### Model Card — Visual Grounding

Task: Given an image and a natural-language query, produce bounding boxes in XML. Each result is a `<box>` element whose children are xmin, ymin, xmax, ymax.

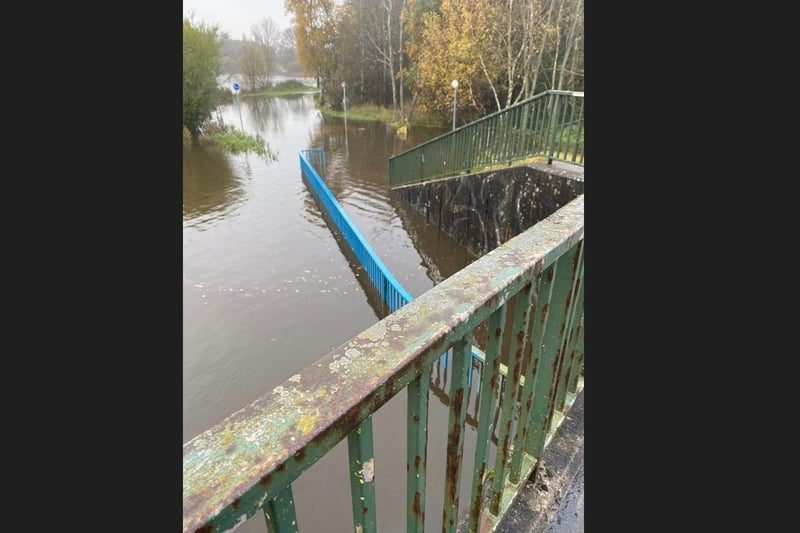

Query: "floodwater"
<box><xmin>184</xmin><ymin>87</ymin><xmax>491</xmax><ymax>532</ymax></box>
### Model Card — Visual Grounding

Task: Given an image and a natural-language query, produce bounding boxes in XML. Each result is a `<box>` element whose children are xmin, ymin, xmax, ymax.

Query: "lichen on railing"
<box><xmin>183</xmin><ymin>191</ymin><xmax>583</xmax><ymax>533</ymax></box>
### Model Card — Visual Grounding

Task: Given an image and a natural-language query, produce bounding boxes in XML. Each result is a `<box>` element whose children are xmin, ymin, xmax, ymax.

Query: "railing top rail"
<box><xmin>182</xmin><ymin>194</ymin><xmax>584</xmax><ymax>533</ymax></box>
<box><xmin>389</xmin><ymin>90</ymin><xmax>584</xmax><ymax>161</ymax></box>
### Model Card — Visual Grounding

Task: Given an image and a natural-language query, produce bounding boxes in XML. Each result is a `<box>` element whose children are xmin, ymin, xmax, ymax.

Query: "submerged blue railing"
<box><xmin>183</xmin><ymin>148</ymin><xmax>584</xmax><ymax>533</ymax></box>
<box><xmin>183</xmin><ymin>185</ymin><xmax>585</xmax><ymax>533</ymax></box>
<box><xmin>300</xmin><ymin>148</ymin><xmax>414</xmax><ymax>313</ymax></box>
<box><xmin>299</xmin><ymin>148</ymin><xmax>487</xmax><ymax>372</ymax></box>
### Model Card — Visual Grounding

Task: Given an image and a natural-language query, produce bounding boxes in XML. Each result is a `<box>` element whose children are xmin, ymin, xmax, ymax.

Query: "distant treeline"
<box><xmin>284</xmin><ymin>0</ymin><xmax>583</xmax><ymax>125</ymax></box>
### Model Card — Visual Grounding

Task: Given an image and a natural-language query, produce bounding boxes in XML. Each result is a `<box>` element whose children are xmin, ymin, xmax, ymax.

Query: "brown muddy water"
<box><xmin>184</xmin><ymin>90</ymin><xmax>495</xmax><ymax>532</ymax></box>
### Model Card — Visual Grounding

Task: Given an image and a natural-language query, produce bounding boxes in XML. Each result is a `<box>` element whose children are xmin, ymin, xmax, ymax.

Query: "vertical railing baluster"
<box><xmin>533</xmin><ymin>99</ymin><xmax>545</xmax><ymax>156</ymax></box>
<box><xmin>407</xmin><ymin>366</ymin><xmax>431</xmax><ymax>533</ymax></box>
<box><xmin>574</xmin><ymin>98</ymin><xmax>584</xmax><ymax>164</ymax></box>
<box><xmin>441</xmin><ymin>339</ymin><xmax>471</xmax><ymax>533</ymax></box>
<box><xmin>489</xmin><ymin>283</ymin><xmax>534</xmax><ymax>514</ymax></box>
<box><xmin>553</xmin><ymin>244</ymin><xmax>584</xmax><ymax>414</ymax></box>
<box><xmin>466</xmin><ymin>125</ymin><xmax>474</xmax><ymax>172</ymax></box>
<box><xmin>263</xmin><ymin>485</ymin><xmax>299</xmax><ymax>533</ymax></box>
<box><xmin>468</xmin><ymin>307</ymin><xmax>506</xmax><ymax>532</ymax></box>
<box><xmin>566</xmin><ymin>96</ymin><xmax>578</xmax><ymax>161</ymax></box>
<box><xmin>509</xmin><ymin>264</ymin><xmax>552</xmax><ymax>482</ymax></box>
<box><xmin>567</xmin><ymin>312</ymin><xmax>584</xmax><ymax>395</ymax></box>
<box><xmin>526</xmin><ymin>245</ymin><xmax>580</xmax><ymax>458</ymax></box>
<box><xmin>513</xmin><ymin>105</ymin><xmax>523</xmax><ymax>161</ymax></box>
<box><xmin>348</xmin><ymin>418</ymin><xmax>377</xmax><ymax>533</ymax></box>
<box><xmin>547</xmin><ymin>93</ymin><xmax>561</xmax><ymax>162</ymax></box>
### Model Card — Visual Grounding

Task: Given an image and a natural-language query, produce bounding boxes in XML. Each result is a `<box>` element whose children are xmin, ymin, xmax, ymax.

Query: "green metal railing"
<box><xmin>183</xmin><ymin>195</ymin><xmax>584</xmax><ymax>533</ymax></box>
<box><xmin>389</xmin><ymin>90</ymin><xmax>584</xmax><ymax>187</ymax></box>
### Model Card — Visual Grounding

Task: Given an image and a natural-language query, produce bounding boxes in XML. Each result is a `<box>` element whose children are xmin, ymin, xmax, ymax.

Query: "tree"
<box><xmin>351</xmin><ymin>0</ymin><xmax>405</xmax><ymax>117</ymax></box>
<box><xmin>284</xmin><ymin>0</ymin><xmax>338</xmax><ymax>103</ymax></box>
<box><xmin>183</xmin><ymin>17</ymin><xmax>223</xmax><ymax>140</ymax></box>
<box><xmin>238</xmin><ymin>42</ymin><xmax>269</xmax><ymax>91</ymax></box>
<box><xmin>276</xmin><ymin>28</ymin><xmax>301</xmax><ymax>74</ymax></box>
<box><xmin>252</xmin><ymin>19</ymin><xmax>279</xmax><ymax>81</ymax></box>
<box><xmin>411</xmin><ymin>0</ymin><xmax>484</xmax><ymax>120</ymax></box>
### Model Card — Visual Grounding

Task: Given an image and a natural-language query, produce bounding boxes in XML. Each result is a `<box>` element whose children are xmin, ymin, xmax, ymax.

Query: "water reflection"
<box><xmin>186</xmin><ymin>91</ymin><xmax>494</xmax><ymax>533</ymax></box>
<box><xmin>182</xmin><ymin>143</ymin><xmax>245</xmax><ymax>224</ymax></box>
<box><xmin>391</xmin><ymin>189</ymin><xmax>478</xmax><ymax>283</ymax></box>
<box><xmin>300</xmin><ymin>114</ymin><xmax>478</xmax><ymax>301</ymax></box>
<box><xmin>242</xmin><ymin>96</ymin><xmax>282</xmax><ymax>133</ymax></box>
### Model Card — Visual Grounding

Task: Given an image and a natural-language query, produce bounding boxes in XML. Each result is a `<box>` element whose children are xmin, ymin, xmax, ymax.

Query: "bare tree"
<box><xmin>251</xmin><ymin>18</ymin><xmax>279</xmax><ymax>86</ymax></box>
<box><xmin>520</xmin><ymin>0</ymin><xmax>556</xmax><ymax>99</ymax></box>
<box><xmin>353</xmin><ymin>0</ymin><xmax>404</xmax><ymax>116</ymax></box>
<box><xmin>556</xmin><ymin>0</ymin><xmax>582</xmax><ymax>90</ymax></box>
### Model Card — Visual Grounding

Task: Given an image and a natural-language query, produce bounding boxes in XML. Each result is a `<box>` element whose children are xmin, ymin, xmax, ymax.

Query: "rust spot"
<box><xmin>231</xmin><ymin>497</ymin><xmax>241</xmax><ymax>510</ymax></box>
<box><xmin>453</xmin><ymin>388</ymin><xmax>464</xmax><ymax>405</ymax></box>
<box><xmin>516</xmin><ymin>330</ymin><xmax>525</xmax><ymax>343</ymax></box>
<box><xmin>332</xmin><ymin>403</ymin><xmax>363</xmax><ymax>437</ymax></box>
<box><xmin>371</xmin><ymin>393</ymin><xmax>383</xmax><ymax>411</ymax></box>
<box><xmin>412</xmin><ymin>492</ymin><xmax>421</xmax><ymax>515</ymax></box>
<box><xmin>495</xmin><ymin>327</ymin><xmax>502</xmax><ymax>338</ymax></box>
<box><xmin>362</xmin><ymin>506</ymin><xmax>369</xmax><ymax>515</ymax></box>
<box><xmin>276</xmin><ymin>463</ymin><xmax>286</xmax><ymax>473</ymax></box>
<box><xmin>196</xmin><ymin>526</ymin><xmax>213</xmax><ymax>533</ymax></box>
<box><xmin>415</xmin><ymin>455</ymin><xmax>421</xmax><ymax>469</ymax></box>
<box><xmin>259</xmin><ymin>472</ymin><xmax>272</xmax><ymax>486</ymax></box>
<box><xmin>294</xmin><ymin>448</ymin><xmax>306</xmax><ymax>462</ymax></box>
<box><xmin>470</xmin><ymin>464</ymin><xmax>486</xmax><ymax>522</ymax></box>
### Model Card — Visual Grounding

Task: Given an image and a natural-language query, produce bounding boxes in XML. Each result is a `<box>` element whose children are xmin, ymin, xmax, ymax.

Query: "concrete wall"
<box><xmin>393</xmin><ymin>163</ymin><xmax>584</xmax><ymax>257</ymax></box>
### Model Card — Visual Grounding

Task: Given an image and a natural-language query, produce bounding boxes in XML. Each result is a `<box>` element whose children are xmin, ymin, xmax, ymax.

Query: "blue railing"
<box><xmin>299</xmin><ymin>148</ymin><xmax>485</xmax><ymax>371</ymax></box>
<box><xmin>183</xmin><ymin>188</ymin><xmax>585</xmax><ymax>533</ymax></box>
<box><xmin>300</xmin><ymin>148</ymin><xmax>414</xmax><ymax>313</ymax></box>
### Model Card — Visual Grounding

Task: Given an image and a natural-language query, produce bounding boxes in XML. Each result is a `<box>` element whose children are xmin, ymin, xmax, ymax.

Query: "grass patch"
<box><xmin>199</xmin><ymin>121</ymin><xmax>278</xmax><ymax>161</ymax></box>
<box><xmin>317</xmin><ymin>100</ymin><xmax>446</xmax><ymax>129</ymax></box>
<box><xmin>245</xmin><ymin>85</ymin><xmax>318</xmax><ymax>98</ymax></box>
<box><xmin>243</xmin><ymin>80</ymin><xmax>317</xmax><ymax>98</ymax></box>
<box><xmin>320</xmin><ymin>103</ymin><xmax>397</xmax><ymax>124</ymax></box>
<box><xmin>216</xmin><ymin>80</ymin><xmax>318</xmax><ymax>103</ymax></box>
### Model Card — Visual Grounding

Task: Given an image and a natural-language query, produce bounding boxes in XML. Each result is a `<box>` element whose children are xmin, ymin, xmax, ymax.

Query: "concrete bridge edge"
<box><xmin>494</xmin><ymin>390</ymin><xmax>585</xmax><ymax>533</ymax></box>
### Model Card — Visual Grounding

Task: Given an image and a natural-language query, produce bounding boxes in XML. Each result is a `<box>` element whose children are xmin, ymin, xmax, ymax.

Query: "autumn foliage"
<box><xmin>284</xmin><ymin>0</ymin><xmax>583</xmax><ymax>127</ymax></box>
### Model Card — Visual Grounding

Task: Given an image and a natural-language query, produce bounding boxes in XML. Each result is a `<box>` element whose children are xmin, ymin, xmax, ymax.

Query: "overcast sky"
<box><xmin>183</xmin><ymin>0</ymin><xmax>293</xmax><ymax>39</ymax></box>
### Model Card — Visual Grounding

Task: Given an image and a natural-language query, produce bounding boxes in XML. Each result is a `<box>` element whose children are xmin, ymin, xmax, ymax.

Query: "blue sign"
<box><xmin>232</xmin><ymin>82</ymin><xmax>240</xmax><ymax>92</ymax></box>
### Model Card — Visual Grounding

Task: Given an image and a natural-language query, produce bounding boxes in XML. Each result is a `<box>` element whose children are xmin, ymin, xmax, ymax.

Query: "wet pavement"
<box><xmin>495</xmin><ymin>390</ymin><xmax>584</xmax><ymax>533</ymax></box>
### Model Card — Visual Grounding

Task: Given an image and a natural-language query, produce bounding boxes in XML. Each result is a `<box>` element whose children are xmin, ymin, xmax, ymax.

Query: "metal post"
<box><xmin>451</xmin><ymin>79</ymin><xmax>458</xmax><ymax>131</ymax></box>
<box><xmin>236</xmin><ymin>93</ymin><xmax>244</xmax><ymax>132</ymax></box>
<box><xmin>232</xmin><ymin>82</ymin><xmax>244</xmax><ymax>133</ymax></box>
<box><xmin>342</xmin><ymin>81</ymin><xmax>348</xmax><ymax>153</ymax></box>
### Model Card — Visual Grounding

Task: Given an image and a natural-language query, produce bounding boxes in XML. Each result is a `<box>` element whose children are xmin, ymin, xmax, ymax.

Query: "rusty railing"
<box><xmin>183</xmin><ymin>193</ymin><xmax>584</xmax><ymax>532</ymax></box>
